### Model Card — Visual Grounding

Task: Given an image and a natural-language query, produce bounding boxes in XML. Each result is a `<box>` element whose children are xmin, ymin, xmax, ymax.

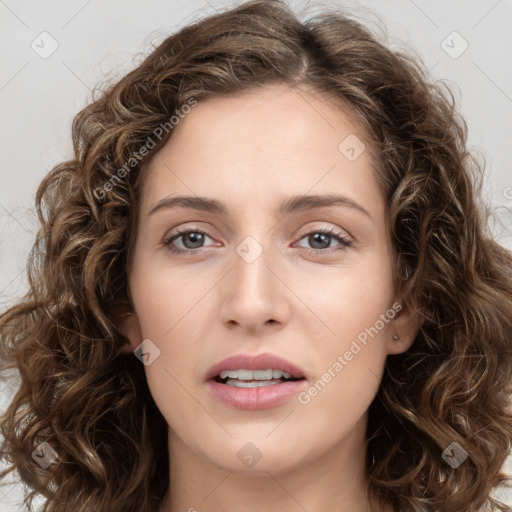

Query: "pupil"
<box><xmin>309</xmin><ymin>233</ymin><xmax>330</xmax><ymax>249</ymax></box>
<box><xmin>184</xmin><ymin>232</ymin><xmax>204</xmax><ymax>249</ymax></box>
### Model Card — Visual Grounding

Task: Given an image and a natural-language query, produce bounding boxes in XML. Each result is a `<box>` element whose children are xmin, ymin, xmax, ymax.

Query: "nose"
<box><xmin>219</xmin><ymin>237</ymin><xmax>291</xmax><ymax>333</ymax></box>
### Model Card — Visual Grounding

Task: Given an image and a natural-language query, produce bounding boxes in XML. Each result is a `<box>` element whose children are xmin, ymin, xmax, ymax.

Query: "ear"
<box><xmin>112</xmin><ymin>302</ymin><xmax>143</xmax><ymax>354</ymax></box>
<box><xmin>386</xmin><ymin>298</ymin><xmax>424</xmax><ymax>355</ymax></box>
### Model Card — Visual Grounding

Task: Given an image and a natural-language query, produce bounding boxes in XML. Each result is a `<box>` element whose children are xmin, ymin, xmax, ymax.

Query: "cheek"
<box><xmin>295</xmin><ymin>257</ymin><xmax>393</xmax><ymax>395</ymax></box>
<box><xmin>298</xmin><ymin>290</ymin><xmax>391</xmax><ymax>423</ymax></box>
<box><xmin>128</xmin><ymin>260</ymin><xmax>205</xmax><ymax>409</ymax></box>
<box><xmin>130</xmin><ymin>251</ymin><xmax>208</xmax><ymax>336</ymax></box>
<box><xmin>297</xmin><ymin>257</ymin><xmax>394</xmax><ymax>338</ymax></box>
<box><xmin>136</xmin><ymin>306</ymin><xmax>204</xmax><ymax>430</ymax></box>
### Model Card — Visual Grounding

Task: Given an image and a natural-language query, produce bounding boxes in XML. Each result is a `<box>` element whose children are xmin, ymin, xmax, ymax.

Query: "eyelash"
<box><xmin>163</xmin><ymin>226</ymin><xmax>352</xmax><ymax>256</ymax></box>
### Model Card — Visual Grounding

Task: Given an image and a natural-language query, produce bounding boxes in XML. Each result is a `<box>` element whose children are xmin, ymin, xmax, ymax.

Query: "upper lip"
<box><xmin>205</xmin><ymin>353</ymin><xmax>306</xmax><ymax>381</ymax></box>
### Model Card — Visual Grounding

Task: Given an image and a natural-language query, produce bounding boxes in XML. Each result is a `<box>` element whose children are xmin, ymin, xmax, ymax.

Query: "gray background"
<box><xmin>1</xmin><ymin>0</ymin><xmax>511</xmax><ymax>509</ymax></box>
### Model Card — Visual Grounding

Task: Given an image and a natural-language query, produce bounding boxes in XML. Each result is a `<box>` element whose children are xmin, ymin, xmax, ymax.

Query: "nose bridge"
<box><xmin>221</xmin><ymin>229</ymin><xmax>288</xmax><ymax>328</ymax></box>
<box><xmin>233</xmin><ymin>233</ymin><xmax>275</xmax><ymax>301</ymax></box>
<box><xmin>229</xmin><ymin>207</ymin><xmax>276</xmax><ymax>285</ymax></box>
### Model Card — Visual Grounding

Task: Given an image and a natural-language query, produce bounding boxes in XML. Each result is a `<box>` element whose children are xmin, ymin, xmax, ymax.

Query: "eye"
<box><xmin>163</xmin><ymin>227</ymin><xmax>217</xmax><ymax>253</ymax></box>
<box><xmin>162</xmin><ymin>226</ymin><xmax>352</xmax><ymax>255</ymax></box>
<box><xmin>295</xmin><ymin>227</ymin><xmax>352</xmax><ymax>255</ymax></box>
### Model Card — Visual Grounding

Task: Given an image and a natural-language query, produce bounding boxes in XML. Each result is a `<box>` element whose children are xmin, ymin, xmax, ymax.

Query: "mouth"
<box><xmin>205</xmin><ymin>353</ymin><xmax>308</xmax><ymax>409</ymax></box>
<box><xmin>205</xmin><ymin>352</ymin><xmax>307</xmax><ymax>382</ymax></box>
<box><xmin>213</xmin><ymin>369</ymin><xmax>305</xmax><ymax>388</ymax></box>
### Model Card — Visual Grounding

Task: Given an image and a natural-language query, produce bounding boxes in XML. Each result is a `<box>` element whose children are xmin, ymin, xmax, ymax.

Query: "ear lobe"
<box><xmin>112</xmin><ymin>303</ymin><xmax>143</xmax><ymax>353</ymax></box>
<box><xmin>119</xmin><ymin>314</ymin><xmax>143</xmax><ymax>353</ymax></box>
<box><xmin>386</xmin><ymin>299</ymin><xmax>424</xmax><ymax>355</ymax></box>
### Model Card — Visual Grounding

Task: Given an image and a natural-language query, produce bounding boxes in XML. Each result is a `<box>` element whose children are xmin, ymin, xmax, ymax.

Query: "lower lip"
<box><xmin>206</xmin><ymin>379</ymin><xmax>308</xmax><ymax>409</ymax></box>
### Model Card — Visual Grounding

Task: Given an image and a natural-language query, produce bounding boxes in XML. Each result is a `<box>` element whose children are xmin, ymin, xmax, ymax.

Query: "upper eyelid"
<box><xmin>165</xmin><ymin>222</ymin><xmax>350</xmax><ymax>237</ymax></box>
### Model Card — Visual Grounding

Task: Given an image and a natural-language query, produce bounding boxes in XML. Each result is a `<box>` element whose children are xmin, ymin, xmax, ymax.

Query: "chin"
<box><xmin>201</xmin><ymin>439</ymin><xmax>313</xmax><ymax>475</ymax></box>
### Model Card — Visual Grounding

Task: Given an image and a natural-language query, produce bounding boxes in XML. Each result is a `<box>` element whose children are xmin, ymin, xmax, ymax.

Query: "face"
<box><xmin>121</xmin><ymin>83</ymin><xmax>417</xmax><ymax>475</ymax></box>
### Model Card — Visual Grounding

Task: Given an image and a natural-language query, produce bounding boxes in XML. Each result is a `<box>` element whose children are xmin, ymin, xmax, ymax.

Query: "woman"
<box><xmin>1</xmin><ymin>1</ymin><xmax>511</xmax><ymax>511</ymax></box>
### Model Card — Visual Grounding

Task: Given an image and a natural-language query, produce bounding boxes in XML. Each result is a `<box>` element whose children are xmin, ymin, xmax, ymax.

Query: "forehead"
<box><xmin>138</xmin><ymin>84</ymin><xmax>381</xmax><ymax>217</ymax></box>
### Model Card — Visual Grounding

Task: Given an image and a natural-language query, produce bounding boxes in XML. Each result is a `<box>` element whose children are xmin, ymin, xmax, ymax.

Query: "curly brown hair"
<box><xmin>1</xmin><ymin>1</ymin><xmax>512</xmax><ymax>511</ymax></box>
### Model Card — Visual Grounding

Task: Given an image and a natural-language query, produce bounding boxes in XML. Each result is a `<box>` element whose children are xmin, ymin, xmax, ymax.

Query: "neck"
<box><xmin>158</xmin><ymin>413</ymin><xmax>394</xmax><ymax>512</ymax></box>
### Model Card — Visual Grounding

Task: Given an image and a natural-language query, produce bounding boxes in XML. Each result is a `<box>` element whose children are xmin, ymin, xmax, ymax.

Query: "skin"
<box><xmin>118</xmin><ymin>83</ymin><xmax>420</xmax><ymax>512</ymax></box>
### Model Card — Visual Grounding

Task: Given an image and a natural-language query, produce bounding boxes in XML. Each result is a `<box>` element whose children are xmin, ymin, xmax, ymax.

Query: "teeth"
<box><xmin>219</xmin><ymin>369</ymin><xmax>294</xmax><ymax>380</ymax></box>
<box><xmin>225</xmin><ymin>380</ymin><xmax>281</xmax><ymax>388</ymax></box>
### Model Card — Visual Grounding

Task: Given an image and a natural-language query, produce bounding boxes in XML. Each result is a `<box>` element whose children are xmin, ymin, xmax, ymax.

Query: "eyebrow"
<box><xmin>148</xmin><ymin>194</ymin><xmax>372</xmax><ymax>220</ymax></box>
